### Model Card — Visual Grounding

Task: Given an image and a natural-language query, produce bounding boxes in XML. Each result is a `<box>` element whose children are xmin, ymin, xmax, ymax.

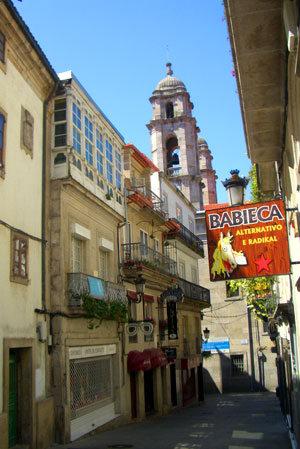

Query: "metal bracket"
<box><xmin>291</xmin><ymin>261</ymin><xmax>300</xmax><ymax>265</ymax></box>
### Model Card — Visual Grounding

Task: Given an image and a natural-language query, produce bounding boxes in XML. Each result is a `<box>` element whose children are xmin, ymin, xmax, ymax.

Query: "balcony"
<box><xmin>178</xmin><ymin>278</ymin><xmax>210</xmax><ymax>306</ymax></box>
<box><xmin>122</xmin><ymin>242</ymin><xmax>177</xmax><ymax>278</ymax></box>
<box><xmin>67</xmin><ymin>272</ymin><xmax>127</xmax><ymax>307</ymax></box>
<box><xmin>167</xmin><ymin>217</ymin><xmax>204</xmax><ymax>257</ymax></box>
<box><xmin>167</xmin><ymin>167</ymin><xmax>182</xmax><ymax>177</ymax></box>
<box><xmin>127</xmin><ymin>181</ymin><xmax>168</xmax><ymax>221</ymax></box>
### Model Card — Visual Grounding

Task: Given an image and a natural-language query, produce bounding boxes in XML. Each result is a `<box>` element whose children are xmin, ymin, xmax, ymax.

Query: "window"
<box><xmin>176</xmin><ymin>205</ymin><xmax>182</xmax><ymax>223</ymax></box>
<box><xmin>178</xmin><ymin>261</ymin><xmax>185</xmax><ymax>279</ymax></box>
<box><xmin>11</xmin><ymin>233</ymin><xmax>28</xmax><ymax>283</ymax></box>
<box><xmin>191</xmin><ymin>266</ymin><xmax>198</xmax><ymax>284</ymax></box>
<box><xmin>106</xmin><ymin>161</ymin><xmax>113</xmax><ymax>184</ymax></box>
<box><xmin>162</xmin><ymin>193</ymin><xmax>168</xmax><ymax>213</ymax></box>
<box><xmin>166</xmin><ymin>102</ymin><xmax>174</xmax><ymax>118</ymax></box>
<box><xmin>231</xmin><ymin>354</ymin><xmax>244</xmax><ymax>376</ymax></box>
<box><xmin>99</xmin><ymin>249</ymin><xmax>108</xmax><ymax>281</ymax></box>
<box><xmin>144</xmin><ymin>301</ymin><xmax>154</xmax><ymax>342</ymax></box>
<box><xmin>0</xmin><ymin>111</ymin><xmax>6</xmax><ymax>169</ymax></box>
<box><xmin>85</xmin><ymin>117</ymin><xmax>93</xmax><ymax>165</ymax></box>
<box><xmin>21</xmin><ymin>106</ymin><xmax>34</xmax><ymax>155</ymax></box>
<box><xmin>70</xmin><ymin>356</ymin><xmax>113</xmax><ymax>419</ymax></box>
<box><xmin>0</xmin><ymin>31</ymin><xmax>5</xmax><ymax>63</ymax></box>
<box><xmin>140</xmin><ymin>229</ymin><xmax>149</xmax><ymax>258</ymax></box>
<box><xmin>72</xmin><ymin>102</ymin><xmax>81</xmax><ymax>154</ymax></box>
<box><xmin>54</xmin><ymin>99</ymin><xmax>67</xmax><ymax>147</ymax></box>
<box><xmin>106</xmin><ymin>140</ymin><xmax>112</xmax><ymax>162</ymax></box>
<box><xmin>72</xmin><ymin>237</ymin><xmax>83</xmax><ymax>272</ymax></box>
<box><xmin>128</xmin><ymin>300</ymin><xmax>137</xmax><ymax>343</ymax></box>
<box><xmin>96</xmin><ymin>129</ymin><xmax>103</xmax><ymax>175</ymax></box>
<box><xmin>115</xmin><ymin>150</ymin><xmax>122</xmax><ymax>191</ymax></box>
<box><xmin>226</xmin><ymin>281</ymin><xmax>240</xmax><ymax>298</ymax></box>
<box><xmin>188</xmin><ymin>217</ymin><xmax>194</xmax><ymax>233</ymax></box>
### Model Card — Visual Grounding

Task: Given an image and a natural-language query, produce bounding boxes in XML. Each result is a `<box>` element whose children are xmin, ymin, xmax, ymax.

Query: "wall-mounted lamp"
<box><xmin>203</xmin><ymin>327</ymin><xmax>210</xmax><ymax>342</ymax></box>
<box><xmin>222</xmin><ymin>169</ymin><xmax>248</xmax><ymax>206</ymax></box>
<box><xmin>133</xmin><ymin>274</ymin><xmax>146</xmax><ymax>304</ymax></box>
<box><xmin>37</xmin><ymin>321</ymin><xmax>47</xmax><ymax>343</ymax></box>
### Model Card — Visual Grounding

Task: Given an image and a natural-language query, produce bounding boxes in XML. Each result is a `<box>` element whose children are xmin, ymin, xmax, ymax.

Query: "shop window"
<box><xmin>70</xmin><ymin>356</ymin><xmax>113</xmax><ymax>419</ymax></box>
<box><xmin>231</xmin><ymin>354</ymin><xmax>244</xmax><ymax>376</ymax></box>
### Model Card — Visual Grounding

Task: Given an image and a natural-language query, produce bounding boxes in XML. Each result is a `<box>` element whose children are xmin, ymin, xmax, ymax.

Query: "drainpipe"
<box><xmin>42</xmin><ymin>81</ymin><xmax>59</xmax><ymax>312</ymax></box>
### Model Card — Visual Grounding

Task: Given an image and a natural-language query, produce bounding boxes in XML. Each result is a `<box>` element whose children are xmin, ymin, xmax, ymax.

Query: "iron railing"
<box><xmin>167</xmin><ymin>167</ymin><xmax>182</xmax><ymax>177</ymax></box>
<box><xmin>129</xmin><ymin>181</ymin><xmax>168</xmax><ymax>220</ymax></box>
<box><xmin>168</xmin><ymin>217</ymin><xmax>204</xmax><ymax>257</ymax></box>
<box><xmin>122</xmin><ymin>242</ymin><xmax>178</xmax><ymax>277</ymax></box>
<box><xmin>67</xmin><ymin>272</ymin><xmax>127</xmax><ymax>307</ymax></box>
<box><xmin>178</xmin><ymin>277</ymin><xmax>210</xmax><ymax>305</ymax></box>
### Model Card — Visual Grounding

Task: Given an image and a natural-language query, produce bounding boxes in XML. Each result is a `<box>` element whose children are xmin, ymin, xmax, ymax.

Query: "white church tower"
<box><xmin>147</xmin><ymin>62</ymin><xmax>217</xmax><ymax>211</ymax></box>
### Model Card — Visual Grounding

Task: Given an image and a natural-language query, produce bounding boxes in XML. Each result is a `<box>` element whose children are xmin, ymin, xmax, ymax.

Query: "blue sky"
<box><xmin>14</xmin><ymin>0</ymin><xmax>252</xmax><ymax>204</ymax></box>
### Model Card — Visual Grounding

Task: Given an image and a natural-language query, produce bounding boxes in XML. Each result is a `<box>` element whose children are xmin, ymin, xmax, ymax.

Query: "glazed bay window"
<box><xmin>96</xmin><ymin>129</ymin><xmax>103</xmax><ymax>175</ymax></box>
<box><xmin>11</xmin><ymin>233</ymin><xmax>28</xmax><ymax>284</ymax></box>
<box><xmin>115</xmin><ymin>150</ymin><xmax>122</xmax><ymax>191</ymax></box>
<box><xmin>106</xmin><ymin>161</ymin><xmax>113</xmax><ymax>184</ymax></box>
<box><xmin>85</xmin><ymin>116</ymin><xmax>93</xmax><ymax>165</ymax></box>
<box><xmin>72</xmin><ymin>102</ymin><xmax>81</xmax><ymax>154</ymax></box>
<box><xmin>54</xmin><ymin>99</ymin><xmax>67</xmax><ymax>147</ymax></box>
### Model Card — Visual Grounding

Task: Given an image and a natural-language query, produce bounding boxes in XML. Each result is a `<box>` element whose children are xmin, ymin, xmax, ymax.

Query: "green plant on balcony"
<box><xmin>142</xmin><ymin>259</ymin><xmax>158</xmax><ymax>271</ymax></box>
<box><xmin>78</xmin><ymin>293</ymin><xmax>128</xmax><ymax>329</ymax></box>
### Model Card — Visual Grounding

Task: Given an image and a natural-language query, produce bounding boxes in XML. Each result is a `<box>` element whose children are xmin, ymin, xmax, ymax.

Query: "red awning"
<box><xmin>143</xmin><ymin>348</ymin><xmax>168</xmax><ymax>368</ymax></box>
<box><xmin>127</xmin><ymin>351</ymin><xmax>151</xmax><ymax>372</ymax></box>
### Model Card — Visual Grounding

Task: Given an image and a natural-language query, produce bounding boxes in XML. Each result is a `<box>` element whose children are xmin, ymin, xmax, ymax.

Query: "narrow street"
<box><xmin>52</xmin><ymin>392</ymin><xmax>291</xmax><ymax>449</ymax></box>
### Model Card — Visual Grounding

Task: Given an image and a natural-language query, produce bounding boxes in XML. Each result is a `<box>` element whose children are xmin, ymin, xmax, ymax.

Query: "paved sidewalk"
<box><xmin>53</xmin><ymin>392</ymin><xmax>291</xmax><ymax>449</ymax></box>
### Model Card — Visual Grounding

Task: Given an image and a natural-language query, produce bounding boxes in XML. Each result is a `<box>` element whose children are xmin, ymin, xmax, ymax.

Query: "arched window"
<box><xmin>166</xmin><ymin>102</ymin><xmax>174</xmax><ymax>118</ymax></box>
<box><xmin>166</xmin><ymin>136</ymin><xmax>180</xmax><ymax>168</ymax></box>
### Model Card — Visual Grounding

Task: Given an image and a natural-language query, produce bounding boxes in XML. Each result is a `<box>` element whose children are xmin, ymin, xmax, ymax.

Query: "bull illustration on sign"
<box><xmin>211</xmin><ymin>231</ymin><xmax>247</xmax><ymax>279</ymax></box>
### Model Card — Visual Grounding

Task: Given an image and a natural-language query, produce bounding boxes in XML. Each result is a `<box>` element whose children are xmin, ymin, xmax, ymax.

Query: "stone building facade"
<box><xmin>0</xmin><ymin>1</ymin><xmax>58</xmax><ymax>448</ymax></box>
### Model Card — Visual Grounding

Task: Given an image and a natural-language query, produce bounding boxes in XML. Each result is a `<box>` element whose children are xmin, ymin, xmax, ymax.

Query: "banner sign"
<box><xmin>206</xmin><ymin>200</ymin><xmax>290</xmax><ymax>281</ymax></box>
<box><xmin>167</xmin><ymin>301</ymin><xmax>178</xmax><ymax>340</ymax></box>
<box><xmin>202</xmin><ymin>337</ymin><xmax>230</xmax><ymax>354</ymax></box>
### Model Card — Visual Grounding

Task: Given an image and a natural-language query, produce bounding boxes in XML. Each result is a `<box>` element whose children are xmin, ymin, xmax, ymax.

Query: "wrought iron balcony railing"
<box><xmin>178</xmin><ymin>277</ymin><xmax>210</xmax><ymax>305</ymax></box>
<box><xmin>122</xmin><ymin>242</ymin><xmax>178</xmax><ymax>277</ymax></box>
<box><xmin>67</xmin><ymin>272</ymin><xmax>127</xmax><ymax>307</ymax></box>
<box><xmin>168</xmin><ymin>217</ymin><xmax>204</xmax><ymax>257</ymax></box>
<box><xmin>128</xmin><ymin>181</ymin><xmax>168</xmax><ymax>220</ymax></box>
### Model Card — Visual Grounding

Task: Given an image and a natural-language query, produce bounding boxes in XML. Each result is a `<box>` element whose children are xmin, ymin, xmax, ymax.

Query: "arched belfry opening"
<box><xmin>166</xmin><ymin>136</ymin><xmax>180</xmax><ymax>169</ymax></box>
<box><xmin>166</xmin><ymin>102</ymin><xmax>174</xmax><ymax>118</ymax></box>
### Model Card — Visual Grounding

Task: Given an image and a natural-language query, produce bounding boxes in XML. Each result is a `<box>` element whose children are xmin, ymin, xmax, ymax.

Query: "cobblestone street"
<box><xmin>52</xmin><ymin>392</ymin><xmax>291</xmax><ymax>449</ymax></box>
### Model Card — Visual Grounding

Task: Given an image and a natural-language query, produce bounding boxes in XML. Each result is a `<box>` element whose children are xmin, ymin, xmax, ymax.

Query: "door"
<box><xmin>144</xmin><ymin>369</ymin><xmax>154</xmax><ymax>414</ymax></box>
<box><xmin>9</xmin><ymin>352</ymin><xmax>17</xmax><ymax>447</ymax></box>
<box><xmin>130</xmin><ymin>372</ymin><xmax>137</xmax><ymax>419</ymax></box>
<box><xmin>170</xmin><ymin>364</ymin><xmax>177</xmax><ymax>406</ymax></box>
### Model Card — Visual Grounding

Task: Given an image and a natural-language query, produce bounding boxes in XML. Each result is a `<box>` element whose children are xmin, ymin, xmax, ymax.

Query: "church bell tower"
<box><xmin>147</xmin><ymin>63</ymin><xmax>216</xmax><ymax>210</ymax></box>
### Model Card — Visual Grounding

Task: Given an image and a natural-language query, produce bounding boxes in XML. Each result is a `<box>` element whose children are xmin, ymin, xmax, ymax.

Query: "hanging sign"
<box><xmin>206</xmin><ymin>199</ymin><xmax>290</xmax><ymax>281</ymax></box>
<box><xmin>160</xmin><ymin>287</ymin><xmax>183</xmax><ymax>303</ymax></box>
<box><xmin>167</xmin><ymin>301</ymin><xmax>178</xmax><ymax>340</ymax></box>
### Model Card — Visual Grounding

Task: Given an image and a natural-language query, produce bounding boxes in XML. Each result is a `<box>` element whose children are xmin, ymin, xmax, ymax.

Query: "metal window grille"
<box><xmin>231</xmin><ymin>354</ymin><xmax>244</xmax><ymax>376</ymax></box>
<box><xmin>70</xmin><ymin>357</ymin><xmax>112</xmax><ymax>419</ymax></box>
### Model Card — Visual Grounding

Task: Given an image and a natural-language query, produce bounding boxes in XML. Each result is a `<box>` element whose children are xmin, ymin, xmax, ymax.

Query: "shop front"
<box><xmin>69</xmin><ymin>344</ymin><xmax>119</xmax><ymax>441</ymax></box>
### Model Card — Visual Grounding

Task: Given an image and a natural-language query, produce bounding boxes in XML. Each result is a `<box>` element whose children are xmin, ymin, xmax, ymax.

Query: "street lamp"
<box><xmin>222</xmin><ymin>169</ymin><xmax>248</xmax><ymax>206</ymax></box>
<box><xmin>203</xmin><ymin>327</ymin><xmax>210</xmax><ymax>342</ymax></box>
<box><xmin>133</xmin><ymin>274</ymin><xmax>146</xmax><ymax>304</ymax></box>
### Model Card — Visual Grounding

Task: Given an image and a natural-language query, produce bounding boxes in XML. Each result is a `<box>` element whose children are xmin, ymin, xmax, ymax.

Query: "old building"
<box><xmin>49</xmin><ymin>71</ymin><xmax>128</xmax><ymax>443</ymax></box>
<box><xmin>0</xmin><ymin>1</ymin><xmax>58</xmax><ymax>448</ymax></box>
<box><xmin>224</xmin><ymin>0</ymin><xmax>300</xmax><ymax>446</ymax></box>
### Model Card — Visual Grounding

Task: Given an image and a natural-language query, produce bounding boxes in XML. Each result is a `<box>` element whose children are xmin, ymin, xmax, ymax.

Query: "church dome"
<box><xmin>197</xmin><ymin>136</ymin><xmax>208</xmax><ymax>147</ymax></box>
<box><xmin>154</xmin><ymin>63</ymin><xmax>186</xmax><ymax>93</ymax></box>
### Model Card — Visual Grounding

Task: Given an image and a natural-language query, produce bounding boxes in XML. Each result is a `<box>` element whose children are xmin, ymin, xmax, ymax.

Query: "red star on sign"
<box><xmin>253</xmin><ymin>253</ymin><xmax>272</xmax><ymax>273</ymax></box>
